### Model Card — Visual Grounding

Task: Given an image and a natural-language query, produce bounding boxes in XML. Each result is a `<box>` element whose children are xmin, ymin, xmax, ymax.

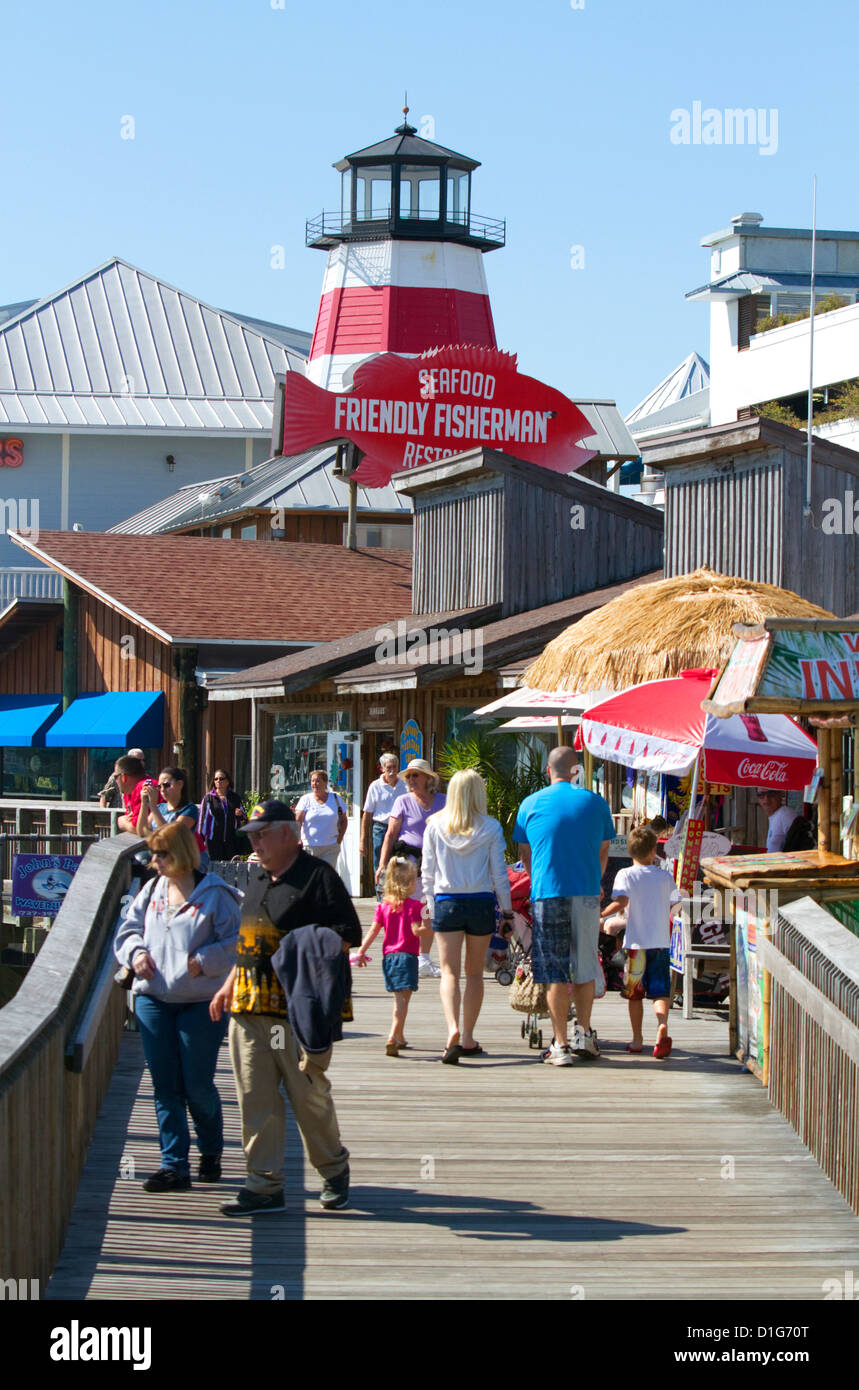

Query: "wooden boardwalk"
<box><xmin>48</xmin><ymin>902</ymin><xmax>859</xmax><ymax>1301</ymax></box>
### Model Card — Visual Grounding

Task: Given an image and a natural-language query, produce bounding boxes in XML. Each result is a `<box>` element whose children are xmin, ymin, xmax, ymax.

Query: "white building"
<box><xmin>626</xmin><ymin>212</ymin><xmax>859</xmax><ymax>494</ymax></box>
<box><xmin>686</xmin><ymin>211</ymin><xmax>859</xmax><ymax>437</ymax></box>
<box><xmin>0</xmin><ymin>258</ymin><xmax>310</xmax><ymax>604</ymax></box>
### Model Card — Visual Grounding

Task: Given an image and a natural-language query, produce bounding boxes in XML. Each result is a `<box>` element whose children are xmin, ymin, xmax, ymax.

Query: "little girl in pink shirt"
<box><xmin>354</xmin><ymin>857</ymin><xmax>423</xmax><ymax>1056</ymax></box>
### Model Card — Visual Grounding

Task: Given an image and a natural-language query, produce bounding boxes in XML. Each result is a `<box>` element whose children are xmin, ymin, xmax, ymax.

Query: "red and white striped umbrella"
<box><xmin>576</xmin><ymin>669</ymin><xmax>817</xmax><ymax>790</ymax></box>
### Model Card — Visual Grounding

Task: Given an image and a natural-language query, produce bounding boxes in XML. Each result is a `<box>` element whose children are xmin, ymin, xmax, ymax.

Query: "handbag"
<box><xmin>509</xmin><ymin>963</ymin><xmax>547</xmax><ymax>1015</ymax></box>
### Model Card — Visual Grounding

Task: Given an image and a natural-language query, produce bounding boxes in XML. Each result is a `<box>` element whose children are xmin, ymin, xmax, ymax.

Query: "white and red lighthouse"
<box><xmin>305</xmin><ymin>112</ymin><xmax>504</xmax><ymax>390</ymax></box>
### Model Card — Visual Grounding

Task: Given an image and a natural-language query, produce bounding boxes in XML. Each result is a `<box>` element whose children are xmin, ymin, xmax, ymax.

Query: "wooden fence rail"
<box><xmin>0</xmin><ymin>834</ymin><xmax>140</xmax><ymax>1286</ymax></box>
<box><xmin>761</xmin><ymin>895</ymin><xmax>859</xmax><ymax>1214</ymax></box>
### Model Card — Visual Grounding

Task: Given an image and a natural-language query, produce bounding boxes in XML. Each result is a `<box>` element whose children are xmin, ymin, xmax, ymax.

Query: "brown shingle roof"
<box><xmin>208</xmin><ymin>604</ymin><xmax>501</xmax><ymax>694</ymax></box>
<box><xmin>334</xmin><ymin>573</ymin><xmax>664</xmax><ymax>688</ymax></box>
<box><xmin>10</xmin><ymin>531</ymin><xmax>412</xmax><ymax>644</ymax></box>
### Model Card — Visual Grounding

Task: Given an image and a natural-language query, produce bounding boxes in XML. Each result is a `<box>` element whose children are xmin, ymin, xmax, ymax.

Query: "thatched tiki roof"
<box><xmin>523</xmin><ymin>567</ymin><xmax>834</xmax><ymax>693</ymax></box>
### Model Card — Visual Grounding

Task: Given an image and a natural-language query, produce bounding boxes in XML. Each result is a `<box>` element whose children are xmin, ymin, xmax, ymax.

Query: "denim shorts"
<box><xmin>531</xmin><ymin>896</ymin><xmax>601</xmax><ymax>985</ymax></box>
<box><xmin>382</xmin><ymin>951</ymin><xmax>419</xmax><ymax>992</ymax></box>
<box><xmin>432</xmin><ymin>895</ymin><xmax>496</xmax><ymax>936</ymax></box>
<box><xmin>622</xmin><ymin>947</ymin><xmax>671</xmax><ymax>1001</ymax></box>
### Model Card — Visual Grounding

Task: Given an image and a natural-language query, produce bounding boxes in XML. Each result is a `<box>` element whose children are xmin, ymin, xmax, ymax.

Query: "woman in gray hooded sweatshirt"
<box><xmin>422</xmin><ymin>769</ymin><xmax>513</xmax><ymax>1063</ymax></box>
<box><xmin>115</xmin><ymin>820</ymin><xmax>241</xmax><ymax>1192</ymax></box>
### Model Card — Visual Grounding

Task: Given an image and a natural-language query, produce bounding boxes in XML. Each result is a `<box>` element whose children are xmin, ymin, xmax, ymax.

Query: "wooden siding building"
<box><xmin>0</xmin><ymin>534</ymin><xmax>413</xmax><ymax>803</ymax></box>
<box><xmin>642</xmin><ymin>416</ymin><xmax>859</xmax><ymax>615</ymax></box>
<box><xmin>209</xmin><ymin>447</ymin><xmax>666</xmax><ymax>891</ymax></box>
<box><xmin>398</xmin><ymin>448</ymin><xmax>664</xmax><ymax>615</ymax></box>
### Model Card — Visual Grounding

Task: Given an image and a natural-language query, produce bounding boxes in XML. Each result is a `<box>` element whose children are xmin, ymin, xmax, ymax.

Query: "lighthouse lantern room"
<box><xmin>305</xmin><ymin>111</ymin><xmax>505</xmax><ymax>390</ymax></box>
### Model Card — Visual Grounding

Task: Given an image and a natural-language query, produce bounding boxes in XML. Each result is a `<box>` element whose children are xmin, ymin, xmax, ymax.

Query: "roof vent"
<box><xmin>731</xmin><ymin>211</ymin><xmax>764</xmax><ymax>228</ymax></box>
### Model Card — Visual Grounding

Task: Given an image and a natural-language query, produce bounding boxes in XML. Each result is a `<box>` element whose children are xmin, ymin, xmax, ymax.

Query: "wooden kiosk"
<box><xmin>702</xmin><ymin>619</ymin><xmax>859</xmax><ymax>1079</ymax></box>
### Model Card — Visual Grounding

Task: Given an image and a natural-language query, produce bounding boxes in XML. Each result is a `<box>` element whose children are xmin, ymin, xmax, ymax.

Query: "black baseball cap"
<box><xmin>238</xmin><ymin>799</ymin><xmax>296</xmax><ymax>831</ymax></box>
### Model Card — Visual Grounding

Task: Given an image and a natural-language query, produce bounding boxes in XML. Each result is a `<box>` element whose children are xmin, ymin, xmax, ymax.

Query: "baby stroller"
<box><xmin>497</xmin><ymin>865</ymin><xmax>554</xmax><ymax>1050</ymax></box>
<box><xmin>491</xmin><ymin>863</ymin><xmax>533</xmax><ymax>986</ymax></box>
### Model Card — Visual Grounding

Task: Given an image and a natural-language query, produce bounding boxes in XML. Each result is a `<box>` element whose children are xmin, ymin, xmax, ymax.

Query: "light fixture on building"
<box><xmin>166</xmin><ymin>454</ymin><xmax>176</xmax><ymax>472</ymax></box>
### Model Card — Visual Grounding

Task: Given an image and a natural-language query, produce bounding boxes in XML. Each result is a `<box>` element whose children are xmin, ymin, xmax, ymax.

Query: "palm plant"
<box><xmin>437</xmin><ymin>731</ymin><xmax>546</xmax><ymax>855</ymax></box>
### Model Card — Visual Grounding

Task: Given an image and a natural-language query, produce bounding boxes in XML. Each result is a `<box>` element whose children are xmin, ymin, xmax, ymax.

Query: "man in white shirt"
<box><xmin>757</xmin><ymin>788</ymin><xmax>800</xmax><ymax>852</ymax></box>
<box><xmin>360</xmin><ymin>753</ymin><xmax>406</xmax><ymax>896</ymax></box>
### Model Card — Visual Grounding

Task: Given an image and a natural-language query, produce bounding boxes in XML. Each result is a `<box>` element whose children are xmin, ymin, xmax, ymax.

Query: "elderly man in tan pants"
<box><xmin>210</xmin><ymin>799</ymin><xmax>361</xmax><ymax>1215</ymax></box>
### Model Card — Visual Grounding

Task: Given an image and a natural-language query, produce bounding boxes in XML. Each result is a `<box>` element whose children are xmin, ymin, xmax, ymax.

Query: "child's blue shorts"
<box><xmin>382</xmin><ymin>951</ymin><xmax>419</xmax><ymax>993</ymax></box>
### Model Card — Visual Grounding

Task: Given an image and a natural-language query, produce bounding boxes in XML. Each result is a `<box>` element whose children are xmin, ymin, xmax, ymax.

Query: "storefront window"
<box><xmin>85</xmin><ymin>748</ymin><xmax>160</xmax><ymax>802</ymax></box>
<box><xmin>270</xmin><ymin>711</ymin><xmax>352</xmax><ymax>807</ymax></box>
<box><xmin>2</xmin><ymin>748</ymin><xmax>64</xmax><ymax>799</ymax></box>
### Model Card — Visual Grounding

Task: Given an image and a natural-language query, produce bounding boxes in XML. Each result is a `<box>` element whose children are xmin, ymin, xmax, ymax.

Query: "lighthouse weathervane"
<box><xmin>292</xmin><ymin>113</ymin><xmax>596</xmax><ymax>483</ymax></box>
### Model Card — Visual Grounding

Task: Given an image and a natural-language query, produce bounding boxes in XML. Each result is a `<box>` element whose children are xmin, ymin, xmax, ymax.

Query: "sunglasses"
<box><xmin>151</xmin><ymin>849</ymin><xmax>172</xmax><ymax>861</ymax></box>
<box><xmin>158</xmin><ymin>780</ymin><xmax>173</xmax><ymax>789</ymax></box>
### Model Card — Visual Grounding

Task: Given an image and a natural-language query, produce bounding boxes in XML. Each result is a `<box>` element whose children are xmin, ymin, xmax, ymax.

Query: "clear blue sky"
<box><xmin>3</xmin><ymin>0</ymin><xmax>857</xmax><ymax>415</ymax></box>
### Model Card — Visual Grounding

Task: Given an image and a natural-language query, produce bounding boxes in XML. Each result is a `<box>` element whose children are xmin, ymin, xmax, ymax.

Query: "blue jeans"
<box><xmin>134</xmin><ymin>995</ymin><xmax>228</xmax><ymax>1174</ymax></box>
<box><xmin>372</xmin><ymin>821</ymin><xmax>387</xmax><ymax>899</ymax></box>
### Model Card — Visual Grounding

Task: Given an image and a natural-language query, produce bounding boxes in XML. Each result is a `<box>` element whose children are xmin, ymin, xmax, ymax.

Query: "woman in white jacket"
<box><xmin>421</xmin><ymin>769</ymin><xmax>513</xmax><ymax>1063</ymax></box>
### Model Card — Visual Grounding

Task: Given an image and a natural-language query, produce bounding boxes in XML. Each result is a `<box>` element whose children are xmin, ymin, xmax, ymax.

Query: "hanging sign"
<box><xmin>12</xmin><ymin>853</ymin><xmax>81</xmax><ymax>917</ymax></box>
<box><xmin>675</xmin><ymin>818</ymin><xmax>705</xmax><ymax>897</ymax></box>
<box><xmin>400</xmin><ymin>719</ymin><xmax>422</xmax><ymax>765</ymax></box>
<box><xmin>707</xmin><ymin>625</ymin><xmax>859</xmax><ymax>713</ymax></box>
<box><xmin>281</xmin><ymin>346</ymin><xmax>596</xmax><ymax>488</ymax></box>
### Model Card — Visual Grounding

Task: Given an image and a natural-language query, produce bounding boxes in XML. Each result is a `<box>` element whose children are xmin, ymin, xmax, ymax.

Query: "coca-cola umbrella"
<box><xmin>576</xmin><ymin>668</ymin><xmax>817</xmax><ymax>790</ymax></box>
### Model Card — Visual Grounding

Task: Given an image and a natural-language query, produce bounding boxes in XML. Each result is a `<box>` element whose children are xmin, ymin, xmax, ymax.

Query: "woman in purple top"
<box><xmin>376</xmin><ymin>759</ymin><xmax>446</xmax><ymax>977</ymax></box>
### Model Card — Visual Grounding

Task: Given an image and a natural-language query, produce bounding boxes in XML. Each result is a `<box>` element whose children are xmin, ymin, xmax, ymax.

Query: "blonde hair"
<box><xmin>383</xmin><ymin>856</ymin><xmax>418</xmax><ymax>905</ymax></box>
<box><xmin>147</xmin><ymin>819</ymin><xmax>201</xmax><ymax>874</ymax></box>
<box><xmin>437</xmin><ymin>768</ymin><xmax>486</xmax><ymax>837</ymax></box>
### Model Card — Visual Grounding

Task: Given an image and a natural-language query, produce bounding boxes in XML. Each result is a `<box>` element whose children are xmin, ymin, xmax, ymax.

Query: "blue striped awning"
<box><xmin>0</xmin><ymin>694</ymin><xmax>63</xmax><ymax>746</ymax></box>
<box><xmin>45</xmin><ymin>691</ymin><xmax>165</xmax><ymax>749</ymax></box>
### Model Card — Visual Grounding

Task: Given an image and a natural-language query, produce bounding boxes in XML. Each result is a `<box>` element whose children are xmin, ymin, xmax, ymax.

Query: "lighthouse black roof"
<box><xmin>335</xmin><ymin>119</ymin><xmax>480</xmax><ymax>172</ymax></box>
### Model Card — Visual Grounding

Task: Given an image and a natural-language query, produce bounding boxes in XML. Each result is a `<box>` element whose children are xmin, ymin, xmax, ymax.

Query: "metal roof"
<box><xmin>0</xmin><ymin>258</ymin><xmax>309</xmax><ymax>434</ymax></box>
<box><xmin>108</xmin><ymin>446</ymin><xmax>411</xmax><ymax>535</ymax></box>
<box><xmin>571</xmin><ymin>401</ymin><xmax>641</xmax><ymax>461</ymax></box>
<box><xmin>686</xmin><ymin>270</ymin><xmax>859</xmax><ymax>303</ymax></box>
<box><xmin>626</xmin><ymin>353</ymin><xmax>710</xmax><ymax>426</ymax></box>
<box><xmin>336</xmin><ymin>122</ymin><xmax>479</xmax><ymax>171</ymax></box>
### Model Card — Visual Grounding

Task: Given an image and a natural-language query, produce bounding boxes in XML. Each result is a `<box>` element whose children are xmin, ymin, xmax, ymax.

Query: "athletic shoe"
<box><xmin>220</xmin><ymin>1188</ymin><xmax>285</xmax><ymax>1217</ymax></box>
<box><xmin>319</xmin><ymin>1165</ymin><xmax>350</xmax><ymax>1211</ymax></box>
<box><xmin>573</xmin><ymin>1025</ymin><xmax>600</xmax><ymax>1059</ymax></box>
<box><xmin>542</xmin><ymin>1042</ymin><xmax>574</xmax><ymax>1066</ymax></box>
<box><xmin>418</xmin><ymin>956</ymin><xmax>441</xmax><ymax>979</ymax></box>
<box><xmin>142</xmin><ymin>1168</ymin><xmax>191</xmax><ymax>1193</ymax></box>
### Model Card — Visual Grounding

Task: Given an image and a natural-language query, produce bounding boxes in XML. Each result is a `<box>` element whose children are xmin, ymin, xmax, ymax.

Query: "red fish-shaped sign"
<box><xmin>281</xmin><ymin>345</ymin><xmax>597</xmax><ymax>488</ymax></box>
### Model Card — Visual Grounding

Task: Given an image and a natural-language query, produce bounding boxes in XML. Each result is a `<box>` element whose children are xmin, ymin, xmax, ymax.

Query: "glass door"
<box><xmin>326</xmin><ymin>731</ymin><xmax>361</xmax><ymax>895</ymax></box>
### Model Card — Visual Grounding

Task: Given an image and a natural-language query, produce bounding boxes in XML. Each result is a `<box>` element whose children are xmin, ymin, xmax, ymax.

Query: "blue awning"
<box><xmin>45</xmin><ymin>692</ymin><xmax>165</xmax><ymax>749</ymax></box>
<box><xmin>0</xmin><ymin>694</ymin><xmax>63</xmax><ymax>747</ymax></box>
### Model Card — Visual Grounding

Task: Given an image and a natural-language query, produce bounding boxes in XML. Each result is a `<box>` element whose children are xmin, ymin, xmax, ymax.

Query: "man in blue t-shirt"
<box><xmin>514</xmin><ymin>746</ymin><xmax>614</xmax><ymax>1066</ymax></box>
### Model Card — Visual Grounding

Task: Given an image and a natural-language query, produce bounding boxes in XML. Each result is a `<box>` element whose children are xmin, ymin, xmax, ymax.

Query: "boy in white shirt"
<box><xmin>602</xmin><ymin>825</ymin><xmax>681</xmax><ymax>1058</ymax></box>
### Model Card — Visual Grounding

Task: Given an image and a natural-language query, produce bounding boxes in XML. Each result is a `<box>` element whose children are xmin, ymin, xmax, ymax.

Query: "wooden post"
<box><xmin>174</xmin><ymin>647</ymin><xmax>199</xmax><ymax>800</ymax></box>
<box><xmin>61</xmin><ymin>580</ymin><xmax>78</xmax><ymax>800</ymax></box>
<box><xmin>818</xmin><ymin>728</ymin><xmax>831</xmax><ymax>853</ymax></box>
<box><xmin>853</xmin><ymin>729</ymin><xmax>859</xmax><ymax>861</ymax></box>
<box><xmin>830</xmin><ymin>729</ymin><xmax>843</xmax><ymax>854</ymax></box>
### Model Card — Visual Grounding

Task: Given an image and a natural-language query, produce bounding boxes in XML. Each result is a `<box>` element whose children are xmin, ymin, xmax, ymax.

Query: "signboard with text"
<box><xmin>0</xmin><ymin>437</ymin><xmax>23</xmax><ymax>467</ymax></box>
<box><xmin>708</xmin><ymin>625</ymin><xmax>859</xmax><ymax>713</ymax></box>
<box><xmin>12</xmin><ymin>853</ymin><xmax>81</xmax><ymax>917</ymax></box>
<box><xmin>281</xmin><ymin>345</ymin><xmax>597</xmax><ymax>488</ymax></box>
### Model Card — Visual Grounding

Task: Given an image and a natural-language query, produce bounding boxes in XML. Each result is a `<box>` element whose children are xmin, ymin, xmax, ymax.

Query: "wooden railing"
<box><xmin>0</xmin><ymin>801</ymin><xmax>121</xmax><ymax>884</ymax></box>
<box><xmin>761</xmin><ymin>896</ymin><xmax>859</xmax><ymax>1214</ymax></box>
<box><xmin>0</xmin><ymin>834</ymin><xmax>141</xmax><ymax>1286</ymax></box>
